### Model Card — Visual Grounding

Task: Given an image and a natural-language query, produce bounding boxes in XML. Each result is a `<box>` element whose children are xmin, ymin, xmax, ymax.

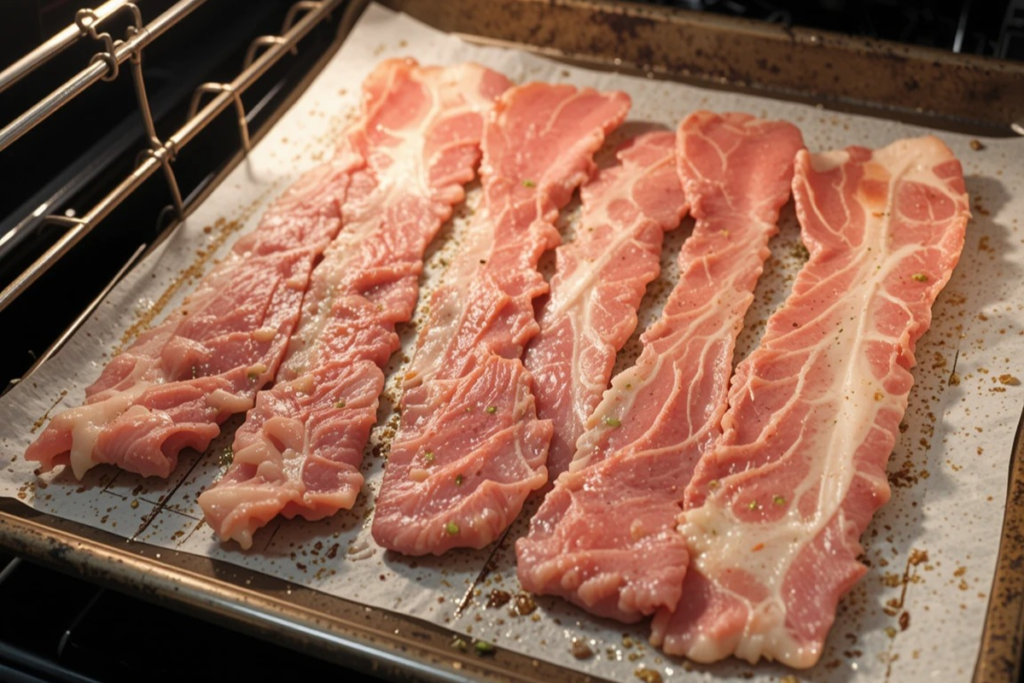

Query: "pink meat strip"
<box><xmin>370</xmin><ymin>83</ymin><xmax>631</xmax><ymax>556</ymax></box>
<box><xmin>523</xmin><ymin>131</ymin><xmax>687</xmax><ymax>480</ymax></box>
<box><xmin>23</xmin><ymin>110</ymin><xmax>367</xmax><ymax>478</ymax></box>
<box><xmin>197</xmin><ymin>60</ymin><xmax>511</xmax><ymax>549</ymax></box>
<box><xmin>651</xmin><ymin>137</ymin><xmax>970</xmax><ymax>667</ymax></box>
<box><xmin>516</xmin><ymin>112</ymin><xmax>804</xmax><ymax>622</ymax></box>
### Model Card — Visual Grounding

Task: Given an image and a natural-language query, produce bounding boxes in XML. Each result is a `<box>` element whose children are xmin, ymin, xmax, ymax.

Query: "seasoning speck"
<box><xmin>969</xmin><ymin>139</ymin><xmax>985</xmax><ymax>151</ymax></box>
<box><xmin>899</xmin><ymin>611</ymin><xmax>910</xmax><ymax>631</ymax></box>
<box><xmin>474</xmin><ymin>640</ymin><xmax>496</xmax><ymax>656</ymax></box>
<box><xmin>634</xmin><ymin>667</ymin><xmax>663</xmax><ymax>683</ymax></box>
<box><xmin>486</xmin><ymin>405</ymin><xmax>497</xmax><ymax>414</ymax></box>
<box><xmin>909</xmin><ymin>548</ymin><xmax>929</xmax><ymax>566</ymax></box>
<box><xmin>445</xmin><ymin>521</ymin><xmax>460</xmax><ymax>535</ymax></box>
<box><xmin>571</xmin><ymin>639</ymin><xmax>594</xmax><ymax>660</ymax></box>
<box><xmin>486</xmin><ymin>589</ymin><xmax>512</xmax><ymax>608</ymax></box>
<box><xmin>509</xmin><ymin>593</ymin><xmax>537</xmax><ymax>616</ymax></box>
<box><xmin>602</xmin><ymin>415</ymin><xmax>621</xmax><ymax>428</ymax></box>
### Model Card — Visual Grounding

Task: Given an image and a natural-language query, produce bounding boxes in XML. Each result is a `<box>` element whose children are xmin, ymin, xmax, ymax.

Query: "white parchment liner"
<box><xmin>1</xmin><ymin>5</ymin><xmax>1022</xmax><ymax>681</ymax></box>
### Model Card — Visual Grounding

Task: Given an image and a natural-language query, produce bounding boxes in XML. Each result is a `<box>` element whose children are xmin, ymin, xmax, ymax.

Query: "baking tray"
<box><xmin>1</xmin><ymin>2</ymin><xmax>1023</xmax><ymax>682</ymax></box>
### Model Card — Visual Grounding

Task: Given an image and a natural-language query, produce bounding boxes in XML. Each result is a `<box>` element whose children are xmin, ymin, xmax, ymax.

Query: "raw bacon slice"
<box><xmin>523</xmin><ymin>131</ymin><xmax>687</xmax><ymax>480</ymax></box>
<box><xmin>370</xmin><ymin>83</ymin><xmax>631</xmax><ymax>556</ymax></box>
<box><xmin>23</xmin><ymin>138</ymin><xmax>361</xmax><ymax>479</ymax></box>
<box><xmin>651</xmin><ymin>137</ymin><xmax>970</xmax><ymax>667</ymax></box>
<box><xmin>197</xmin><ymin>61</ymin><xmax>511</xmax><ymax>549</ymax></box>
<box><xmin>516</xmin><ymin>112</ymin><xmax>804</xmax><ymax>622</ymax></box>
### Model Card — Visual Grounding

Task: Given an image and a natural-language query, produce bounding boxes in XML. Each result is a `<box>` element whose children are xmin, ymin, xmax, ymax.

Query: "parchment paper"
<box><xmin>1</xmin><ymin>5</ymin><xmax>1022</xmax><ymax>681</ymax></box>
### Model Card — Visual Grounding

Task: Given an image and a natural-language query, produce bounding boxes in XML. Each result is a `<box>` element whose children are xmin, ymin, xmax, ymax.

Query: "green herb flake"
<box><xmin>445</xmin><ymin>521</ymin><xmax>460</xmax><ymax>535</ymax></box>
<box><xmin>423</xmin><ymin>451</ymin><xmax>435</xmax><ymax>464</ymax></box>
<box><xmin>486</xmin><ymin>405</ymin><xmax>498</xmax><ymax>414</ymax></box>
<box><xmin>748</xmin><ymin>500</ymin><xmax>760</xmax><ymax>511</ymax></box>
<box><xmin>522</xmin><ymin>179</ymin><xmax>536</xmax><ymax>188</ymax></box>
<box><xmin>334</xmin><ymin>400</ymin><xmax>346</xmax><ymax>409</ymax></box>
<box><xmin>912</xmin><ymin>272</ymin><xmax>929</xmax><ymax>282</ymax></box>
<box><xmin>455</xmin><ymin>474</ymin><xmax>464</xmax><ymax>486</ymax></box>
<box><xmin>602</xmin><ymin>415</ymin><xmax>621</xmax><ymax>428</ymax></box>
<box><xmin>247</xmin><ymin>371</ymin><xmax>260</xmax><ymax>383</ymax></box>
<box><xmin>474</xmin><ymin>640</ymin><xmax>497</xmax><ymax>656</ymax></box>
<box><xmin>773</xmin><ymin>494</ymin><xmax>787</xmax><ymax>506</ymax></box>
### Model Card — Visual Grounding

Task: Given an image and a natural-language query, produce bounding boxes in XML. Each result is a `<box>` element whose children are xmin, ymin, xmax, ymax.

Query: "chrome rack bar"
<box><xmin>0</xmin><ymin>0</ymin><xmax>138</xmax><ymax>94</ymax></box>
<box><xmin>0</xmin><ymin>0</ymin><xmax>208</xmax><ymax>155</ymax></box>
<box><xmin>0</xmin><ymin>0</ymin><xmax>343</xmax><ymax>315</ymax></box>
<box><xmin>189</xmin><ymin>83</ymin><xmax>252</xmax><ymax>153</ymax></box>
<box><xmin>191</xmin><ymin>2</ymin><xmax>328</xmax><ymax>155</ymax></box>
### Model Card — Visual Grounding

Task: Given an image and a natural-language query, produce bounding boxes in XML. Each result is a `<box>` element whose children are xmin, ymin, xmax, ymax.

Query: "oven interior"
<box><xmin>0</xmin><ymin>0</ymin><xmax>1021</xmax><ymax>681</ymax></box>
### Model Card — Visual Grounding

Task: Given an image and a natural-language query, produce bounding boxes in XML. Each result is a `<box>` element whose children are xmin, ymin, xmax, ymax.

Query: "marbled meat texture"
<box><xmin>24</xmin><ymin>117</ymin><xmax>362</xmax><ymax>480</ymax></box>
<box><xmin>523</xmin><ymin>131</ymin><xmax>687</xmax><ymax>480</ymax></box>
<box><xmin>651</xmin><ymin>136</ymin><xmax>970</xmax><ymax>668</ymax></box>
<box><xmin>516</xmin><ymin>112</ymin><xmax>804</xmax><ymax>622</ymax></box>
<box><xmin>197</xmin><ymin>60</ymin><xmax>511</xmax><ymax>549</ymax></box>
<box><xmin>370</xmin><ymin>83</ymin><xmax>631</xmax><ymax>555</ymax></box>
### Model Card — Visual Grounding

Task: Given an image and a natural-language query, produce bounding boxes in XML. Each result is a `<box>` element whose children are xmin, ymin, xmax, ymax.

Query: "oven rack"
<box><xmin>0</xmin><ymin>0</ymin><xmax>349</xmax><ymax>349</ymax></box>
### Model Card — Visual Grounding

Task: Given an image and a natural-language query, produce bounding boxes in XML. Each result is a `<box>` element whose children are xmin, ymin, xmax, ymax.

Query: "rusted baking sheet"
<box><xmin>387</xmin><ymin>0</ymin><xmax>1024</xmax><ymax>136</ymax></box>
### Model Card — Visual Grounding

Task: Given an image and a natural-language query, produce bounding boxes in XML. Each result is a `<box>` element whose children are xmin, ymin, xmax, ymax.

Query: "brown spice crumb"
<box><xmin>899</xmin><ymin>611</ymin><xmax>911</xmax><ymax>631</ymax></box>
<box><xmin>509</xmin><ymin>593</ymin><xmax>537</xmax><ymax>616</ymax></box>
<box><xmin>969</xmin><ymin>139</ymin><xmax>985</xmax><ymax>151</ymax></box>
<box><xmin>571</xmin><ymin>639</ymin><xmax>594</xmax><ymax>660</ymax></box>
<box><xmin>634</xmin><ymin>668</ymin><xmax>662</xmax><ymax>683</ymax></box>
<box><xmin>999</xmin><ymin>374</ymin><xmax>1020</xmax><ymax>386</ymax></box>
<box><xmin>909</xmin><ymin>548</ymin><xmax>929</xmax><ymax>566</ymax></box>
<box><xmin>486</xmin><ymin>589</ymin><xmax>512</xmax><ymax>608</ymax></box>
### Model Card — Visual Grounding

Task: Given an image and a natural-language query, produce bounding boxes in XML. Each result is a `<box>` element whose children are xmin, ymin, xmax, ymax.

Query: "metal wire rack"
<box><xmin>0</xmin><ymin>0</ymin><xmax>347</xmax><ymax>323</ymax></box>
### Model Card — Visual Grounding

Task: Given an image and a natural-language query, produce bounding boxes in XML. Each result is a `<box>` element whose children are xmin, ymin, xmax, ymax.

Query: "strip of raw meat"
<box><xmin>651</xmin><ymin>136</ymin><xmax>970</xmax><ymax>667</ymax></box>
<box><xmin>197</xmin><ymin>61</ymin><xmax>511</xmax><ymax>549</ymax></box>
<box><xmin>523</xmin><ymin>131</ymin><xmax>687</xmax><ymax>480</ymax></box>
<box><xmin>23</xmin><ymin>139</ymin><xmax>363</xmax><ymax>479</ymax></box>
<box><xmin>371</xmin><ymin>83</ymin><xmax>631</xmax><ymax>556</ymax></box>
<box><xmin>516</xmin><ymin>112</ymin><xmax>804</xmax><ymax>622</ymax></box>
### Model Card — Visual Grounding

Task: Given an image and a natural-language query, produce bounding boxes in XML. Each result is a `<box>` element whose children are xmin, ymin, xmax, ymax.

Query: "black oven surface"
<box><xmin>0</xmin><ymin>549</ymin><xmax>357</xmax><ymax>682</ymax></box>
<box><xmin>0</xmin><ymin>1</ymin><xmax>1021</xmax><ymax>682</ymax></box>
